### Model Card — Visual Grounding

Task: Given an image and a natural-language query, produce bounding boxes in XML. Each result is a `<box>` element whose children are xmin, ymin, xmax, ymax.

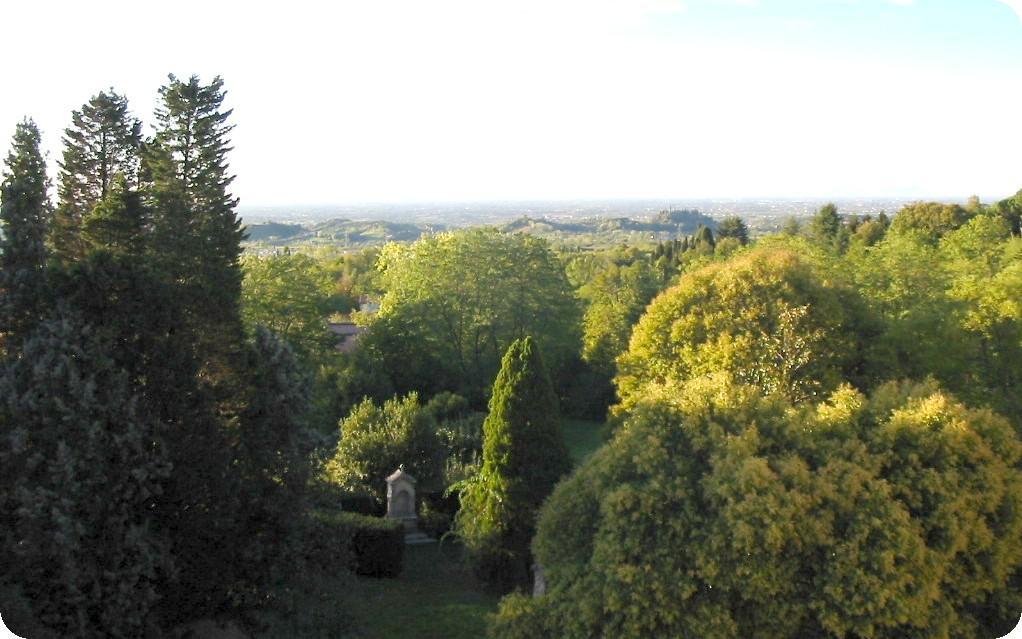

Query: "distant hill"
<box><xmin>243</xmin><ymin>221</ymin><xmax>306</xmax><ymax>242</ymax></box>
<box><xmin>501</xmin><ymin>209</ymin><xmax>717</xmax><ymax>237</ymax></box>
<box><xmin>243</xmin><ymin>209</ymin><xmax>719</xmax><ymax>251</ymax></box>
<box><xmin>243</xmin><ymin>218</ymin><xmax>446</xmax><ymax>248</ymax></box>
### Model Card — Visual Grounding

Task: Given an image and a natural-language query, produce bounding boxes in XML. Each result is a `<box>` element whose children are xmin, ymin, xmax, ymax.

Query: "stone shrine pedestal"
<box><xmin>385</xmin><ymin>467</ymin><xmax>418</xmax><ymax>532</ymax></box>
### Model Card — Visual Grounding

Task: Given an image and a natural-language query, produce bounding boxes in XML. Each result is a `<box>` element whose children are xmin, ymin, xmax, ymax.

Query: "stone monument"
<box><xmin>385</xmin><ymin>466</ymin><xmax>418</xmax><ymax>531</ymax></box>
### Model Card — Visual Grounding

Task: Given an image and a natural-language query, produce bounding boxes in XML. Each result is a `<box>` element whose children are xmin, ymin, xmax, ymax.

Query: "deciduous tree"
<box><xmin>493</xmin><ymin>377</ymin><xmax>1022</xmax><ymax>638</ymax></box>
<box><xmin>618</xmin><ymin>248</ymin><xmax>881</xmax><ymax>409</ymax></box>
<box><xmin>374</xmin><ymin>228</ymin><xmax>580</xmax><ymax>404</ymax></box>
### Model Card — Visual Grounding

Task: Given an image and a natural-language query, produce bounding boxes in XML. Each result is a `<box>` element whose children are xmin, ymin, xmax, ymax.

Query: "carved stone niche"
<box><xmin>385</xmin><ymin>467</ymin><xmax>418</xmax><ymax>530</ymax></box>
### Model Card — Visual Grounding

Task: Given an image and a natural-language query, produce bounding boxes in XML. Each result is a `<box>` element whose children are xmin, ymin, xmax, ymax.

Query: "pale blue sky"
<box><xmin>3</xmin><ymin>0</ymin><xmax>1021</xmax><ymax>205</ymax></box>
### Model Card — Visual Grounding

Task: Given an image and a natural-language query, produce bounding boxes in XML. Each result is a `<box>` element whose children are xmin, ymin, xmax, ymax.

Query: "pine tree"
<box><xmin>0</xmin><ymin>119</ymin><xmax>50</xmax><ymax>353</ymax></box>
<box><xmin>52</xmin><ymin>90</ymin><xmax>142</xmax><ymax>260</ymax></box>
<box><xmin>82</xmin><ymin>174</ymin><xmax>149</xmax><ymax>257</ymax></box>
<box><xmin>809</xmin><ymin>202</ymin><xmax>841</xmax><ymax>245</ymax></box>
<box><xmin>455</xmin><ymin>336</ymin><xmax>572</xmax><ymax>590</ymax></box>
<box><xmin>151</xmin><ymin>74</ymin><xmax>246</xmax><ymax>376</ymax></box>
<box><xmin>716</xmin><ymin>215</ymin><xmax>750</xmax><ymax>245</ymax></box>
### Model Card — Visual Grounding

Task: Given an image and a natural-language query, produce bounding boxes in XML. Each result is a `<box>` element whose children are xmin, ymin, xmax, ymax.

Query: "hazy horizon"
<box><xmin>236</xmin><ymin>194</ymin><xmax>977</xmax><ymax>226</ymax></box>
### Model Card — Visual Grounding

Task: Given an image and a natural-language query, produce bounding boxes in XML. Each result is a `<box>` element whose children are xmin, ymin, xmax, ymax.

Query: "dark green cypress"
<box><xmin>455</xmin><ymin>336</ymin><xmax>572</xmax><ymax>590</ymax></box>
<box><xmin>694</xmin><ymin>224</ymin><xmax>716</xmax><ymax>249</ymax></box>
<box><xmin>0</xmin><ymin>119</ymin><xmax>50</xmax><ymax>353</ymax></box>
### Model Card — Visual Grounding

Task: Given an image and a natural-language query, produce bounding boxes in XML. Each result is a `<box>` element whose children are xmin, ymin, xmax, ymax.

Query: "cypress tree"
<box><xmin>0</xmin><ymin>119</ymin><xmax>50</xmax><ymax>354</ymax></box>
<box><xmin>0</xmin><ymin>314</ymin><xmax>171</xmax><ymax>638</ymax></box>
<box><xmin>52</xmin><ymin>90</ymin><xmax>142</xmax><ymax>260</ymax></box>
<box><xmin>456</xmin><ymin>336</ymin><xmax>571</xmax><ymax>590</ymax></box>
<box><xmin>694</xmin><ymin>224</ymin><xmax>715</xmax><ymax>249</ymax></box>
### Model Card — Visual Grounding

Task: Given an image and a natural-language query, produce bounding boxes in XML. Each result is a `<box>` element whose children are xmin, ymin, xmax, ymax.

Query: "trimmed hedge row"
<box><xmin>311</xmin><ymin>510</ymin><xmax>404</xmax><ymax>578</ymax></box>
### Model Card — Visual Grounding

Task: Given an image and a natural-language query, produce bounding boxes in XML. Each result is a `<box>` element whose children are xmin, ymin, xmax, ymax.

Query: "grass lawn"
<box><xmin>561</xmin><ymin>418</ymin><xmax>605</xmax><ymax>464</ymax></box>
<box><xmin>347</xmin><ymin>542</ymin><xmax>500</xmax><ymax>639</ymax></box>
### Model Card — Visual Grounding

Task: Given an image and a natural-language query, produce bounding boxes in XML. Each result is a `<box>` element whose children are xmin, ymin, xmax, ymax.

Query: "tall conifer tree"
<box><xmin>456</xmin><ymin>336</ymin><xmax>571</xmax><ymax>589</ymax></box>
<box><xmin>151</xmin><ymin>74</ymin><xmax>246</xmax><ymax>370</ymax></box>
<box><xmin>0</xmin><ymin>119</ymin><xmax>50</xmax><ymax>353</ymax></box>
<box><xmin>52</xmin><ymin>90</ymin><xmax>142</xmax><ymax>260</ymax></box>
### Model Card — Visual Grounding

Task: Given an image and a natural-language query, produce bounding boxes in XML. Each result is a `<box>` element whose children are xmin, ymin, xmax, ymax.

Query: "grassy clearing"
<box><xmin>561</xmin><ymin>418</ymin><xmax>605</xmax><ymax>464</ymax></box>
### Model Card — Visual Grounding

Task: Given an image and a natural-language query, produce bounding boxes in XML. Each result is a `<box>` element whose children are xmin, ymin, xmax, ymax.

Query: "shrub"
<box><xmin>312</xmin><ymin>510</ymin><xmax>404</xmax><ymax>578</ymax></box>
<box><xmin>326</xmin><ymin>393</ymin><xmax>445</xmax><ymax>506</ymax></box>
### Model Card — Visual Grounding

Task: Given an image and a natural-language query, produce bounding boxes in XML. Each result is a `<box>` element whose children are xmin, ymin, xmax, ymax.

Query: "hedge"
<box><xmin>311</xmin><ymin>510</ymin><xmax>404</xmax><ymax>578</ymax></box>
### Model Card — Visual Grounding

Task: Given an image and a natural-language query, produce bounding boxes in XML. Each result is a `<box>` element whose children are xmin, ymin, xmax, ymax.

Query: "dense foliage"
<box><xmin>326</xmin><ymin>393</ymin><xmax>445</xmax><ymax>505</ymax></box>
<box><xmin>617</xmin><ymin>247</ymin><xmax>883</xmax><ymax>410</ymax></box>
<box><xmin>0</xmin><ymin>316</ymin><xmax>171</xmax><ymax>638</ymax></box>
<box><xmin>3</xmin><ymin>74</ymin><xmax>1021</xmax><ymax>639</ymax></box>
<box><xmin>370</xmin><ymin>228</ymin><xmax>580</xmax><ymax>404</ymax></box>
<box><xmin>312</xmin><ymin>510</ymin><xmax>405</xmax><ymax>578</ymax></box>
<box><xmin>241</xmin><ymin>252</ymin><xmax>338</xmax><ymax>359</ymax></box>
<box><xmin>0</xmin><ymin>120</ymin><xmax>48</xmax><ymax>352</ymax></box>
<box><xmin>493</xmin><ymin>376</ymin><xmax>1022</xmax><ymax>639</ymax></box>
<box><xmin>0</xmin><ymin>78</ymin><xmax>324</xmax><ymax>636</ymax></box>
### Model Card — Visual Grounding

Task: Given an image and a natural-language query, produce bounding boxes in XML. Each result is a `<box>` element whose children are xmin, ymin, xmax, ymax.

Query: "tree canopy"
<box><xmin>889</xmin><ymin>201</ymin><xmax>973</xmax><ymax>243</ymax></box>
<box><xmin>617</xmin><ymin>247</ymin><xmax>882</xmax><ymax>409</ymax></box>
<box><xmin>493</xmin><ymin>376</ymin><xmax>1022</xmax><ymax>639</ymax></box>
<box><xmin>372</xmin><ymin>228</ymin><xmax>580</xmax><ymax>404</ymax></box>
<box><xmin>241</xmin><ymin>252</ymin><xmax>337</xmax><ymax>360</ymax></box>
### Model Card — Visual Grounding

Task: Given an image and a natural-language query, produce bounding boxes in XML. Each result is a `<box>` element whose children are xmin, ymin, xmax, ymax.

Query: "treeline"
<box><xmin>0</xmin><ymin>77</ymin><xmax>319</xmax><ymax>636</ymax></box>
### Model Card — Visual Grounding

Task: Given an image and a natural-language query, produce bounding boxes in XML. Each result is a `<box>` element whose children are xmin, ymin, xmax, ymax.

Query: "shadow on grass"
<box><xmin>348</xmin><ymin>542</ymin><xmax>501</xmax><ymax>639</ymax></box>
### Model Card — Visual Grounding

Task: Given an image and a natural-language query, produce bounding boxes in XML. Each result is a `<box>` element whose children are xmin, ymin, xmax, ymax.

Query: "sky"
<box><xmin>2</xmin><ymin>0</ymin><xmax>1021</xmax><ymax>205</ymax></box>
